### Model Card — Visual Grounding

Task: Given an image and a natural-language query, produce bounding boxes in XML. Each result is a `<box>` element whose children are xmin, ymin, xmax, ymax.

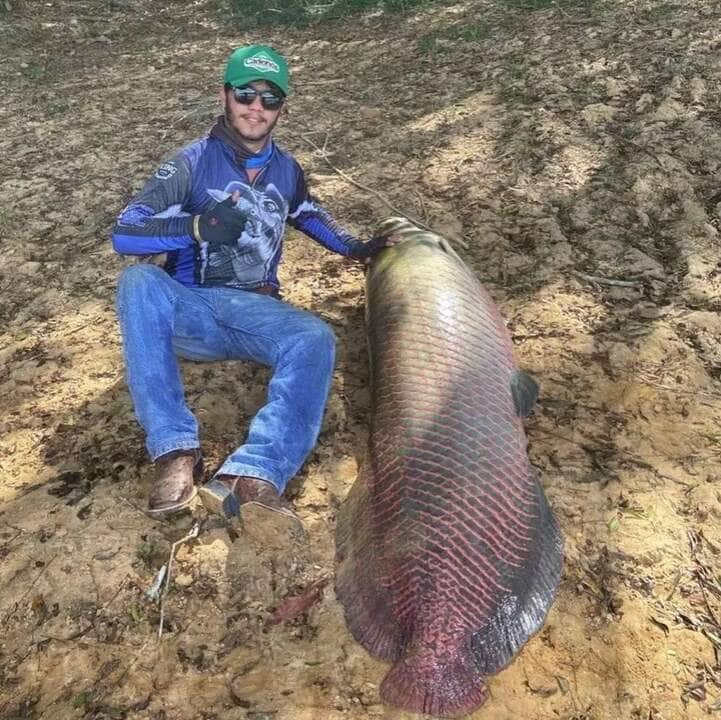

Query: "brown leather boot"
<box><xmin>148</xmin><ymin>448</ymin><xmax>203</xmax><ymax>515</ymax></box>
<box><xmin>199</xmin><ymin>475</ymin><xmax>303</xmax><ymax>542</ymax></box>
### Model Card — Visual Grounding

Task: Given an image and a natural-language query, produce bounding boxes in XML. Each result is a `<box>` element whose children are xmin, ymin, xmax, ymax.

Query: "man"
<box><xmin>112</xmin><ymin>45</ymin><xmax>384</xmax><ymax>533</ymax></box>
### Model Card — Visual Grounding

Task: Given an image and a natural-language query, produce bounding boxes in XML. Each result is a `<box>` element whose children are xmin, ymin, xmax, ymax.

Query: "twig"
<box><xmin>299</xmin><ymin>133</ymin><xmax>433</xmax><ymax>232</ymax></box>
<box><xmin>637</xmin><ymin>376</ymin><xmax>721</xmax><ymax>401</ymax></box>
<box><xmin>87</xmin><ymin>562</ymin><xmax>101</xmax><ymax>607</ymax></box>
<box><xmin>114</xmin><ymin>493</ymin><xmax>153</xmax><ymax>518</ymax></box>
<box><xmin>0</xmin><ymin>530</ymin><xmax>24</xmax><ymax>551</ymax></box>
<box><xmin>11</xmin><ymin>624</ymin><xmax>95</xmax><ymax>671</ymax></box>
<box><xmin>68</xmin><ymin>321</ymin><xmax>98</xmax><ymax>337</ymax></box>
<box><xmin>34</xmin><ymin>625</ymin><xmax>93</xmax><ymax>645</ymax></box>
<box><xmin>299</xmin><ymin>131</ymin><xmax>470</xmax><ymax>250</ymax></box>
<box><xmin>100</xmin><ymin>574</ymin><xmax>132</xmax><ymax>613</ymax></box>
<box><xmin>302</xmin><ymin>78</ymin><xmax>345</xmax><ymax>86</ymax></box>
<box><xmin>157</xmin><ymin>523</ymin><xmax>200</xmax><ymax>640</ymax></box>
<box><xmin>1</xmin><ymin>554</ymin><xmax>58</xmax><ymax>626</ymax></box>
<box><xmin>531</xmin><ymin>427</ymin><xmax>700</xmax><ymax>487</ymax></box>
<box><xmin>688</xmin><ymin>531</ymin><xmax>721</xmax><ymax>664</ymax></box>
<box><xmin>666</xmin><ymin>569</ymin><xmax>682</xmax><ymax>601</ymax></box>
<box><xmin>573</xmin><ymin>271</ymin><xmax>643</xmax><ymax>288</ymax></box>
<box><xmin>161</xmin><ymin>103</ymin><xmax>216</xmax><ymax>139</ymax></box>
<box><xmin>115</xmin><ymin>640</ymin><xmax>150</xmax><ymax>687</ymax></box>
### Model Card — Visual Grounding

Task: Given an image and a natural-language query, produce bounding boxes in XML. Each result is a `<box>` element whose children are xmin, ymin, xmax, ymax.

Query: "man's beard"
<box><xmin>225</xmin><ymin>105</ymin><xmax>280</xmax><ymax>146</ymax></box>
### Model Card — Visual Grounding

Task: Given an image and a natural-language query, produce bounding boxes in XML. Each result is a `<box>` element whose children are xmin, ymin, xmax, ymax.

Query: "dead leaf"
<box><xmin>267</xmin><ymin>576</ymin><xmax>329</xmax><ymax>626</ymax></box>
<box><xmin>650</xmin><ymin>616</ymin><xmax>670</xmax><ymax>636</ymax></box>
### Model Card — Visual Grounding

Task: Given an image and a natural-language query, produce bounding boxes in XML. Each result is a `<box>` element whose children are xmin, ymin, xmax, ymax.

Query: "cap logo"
<box><xmin>244</xmin><ymin>52</ymin><xmax>279</xmax><ymax>74</ymax></box>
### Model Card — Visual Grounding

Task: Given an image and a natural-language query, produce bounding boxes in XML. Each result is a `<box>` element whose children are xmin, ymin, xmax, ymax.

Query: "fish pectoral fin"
<box><xmin>511</xmin><ymin>369</ymin><xmax>539</xmax><ymax>417</ymax></box>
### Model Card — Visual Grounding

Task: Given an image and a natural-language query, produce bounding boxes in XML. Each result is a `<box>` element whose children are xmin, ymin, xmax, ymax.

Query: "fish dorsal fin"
<box><xmin>511</xmin><ymin>369</ymin><xmax>538</xmax><ymax>417</ymax></box>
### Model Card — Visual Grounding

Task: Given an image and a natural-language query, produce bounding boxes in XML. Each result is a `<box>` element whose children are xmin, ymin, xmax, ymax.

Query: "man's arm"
<box><xmin>111</xmin><ymin>155</ymin><xmax>196</xmax><ymax>255</ymax></box>
<box><xmin>287</xmin><ymin>169</ymin><xmax>384</xmax><ymax>260</ymax></box>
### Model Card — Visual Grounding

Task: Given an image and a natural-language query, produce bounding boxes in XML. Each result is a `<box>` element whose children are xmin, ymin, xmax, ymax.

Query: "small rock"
<box><xmin>359</xmin><ymin>106</ymin><xmax>383</xmax><ymax>123</ymax></box>
<box><xmin>635</xmin><ymin>93</ymin><xmax>654</xmax><ymax>113</ymax></box>
<box><xmin>605</xmin><ymin>78</ymin><xmax>625</xmax><ymax>99</ymax></box>
<box><xmin>689</xmin><ymin>77</ymin><xmax>707</xmax><ymax>104</ymax></box>
<box><xmin>174</xmin><ymin>573</ymin><xmax>193</xmax><ymax>588</ymax></box>
<box><xmin>652</xmin><ymin>98</ymin><xmax>685</xmax><ymax>123</ymax></box>
<box><xmin>230</xmin><ymin>667</ymin><xmax>277</xmax><ymax>704</ymax></box>
<box><xmin>22</xmin><ymin>261</ymin><xmax>41</xmax><ymax>275</ymax></box>
<box><xmin>635</xmin><ymin>303</ymin><xmax>670</xmax><ymax>320</ymax></box>
<box><xmin>581</xmin><ymin>103</ymin><xmax>617</xmax><ymax>128</ymax></box>
<box><xmin>623</xmin><ymin>247</ymin><xmax>665</xmax><ymax>280</ymax></box>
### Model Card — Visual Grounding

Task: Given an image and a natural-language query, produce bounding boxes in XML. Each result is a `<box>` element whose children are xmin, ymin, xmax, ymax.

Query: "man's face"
<box><xmin>224</xmin><ymin>80</ymin><xmax>283</xmax><ymax>149</ymax></box>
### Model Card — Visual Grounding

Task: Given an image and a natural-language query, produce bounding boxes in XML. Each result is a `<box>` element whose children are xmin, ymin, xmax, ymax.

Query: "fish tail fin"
<box><xmin>380</xmin><ymin>649</ymin><xmax>488</xmax><ymax>718</ymax></box>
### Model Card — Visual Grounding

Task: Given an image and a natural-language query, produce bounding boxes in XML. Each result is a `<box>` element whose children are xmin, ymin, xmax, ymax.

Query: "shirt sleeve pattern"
<box><xmin>286</xmin><ymin>166</ymin><xmax>381</xmax><ymax>259</ymax></box>
<box><xmin>111</xmin><ymin>153</ymin><xmax>196</xmax><ymax>255</ymax></box>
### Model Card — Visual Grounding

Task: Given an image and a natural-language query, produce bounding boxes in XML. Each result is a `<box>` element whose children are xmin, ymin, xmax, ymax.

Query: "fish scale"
<box><xmin>335</xmin><ymin>222</ymin><xmax>563</xmax><ymax>718</ymax></box>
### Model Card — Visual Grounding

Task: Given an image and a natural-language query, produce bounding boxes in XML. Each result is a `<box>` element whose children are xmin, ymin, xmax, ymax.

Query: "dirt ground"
<box><xmin>2</xmin><ymin>0</ymin><xmax>721</xmax><ymax>718</ymax></box>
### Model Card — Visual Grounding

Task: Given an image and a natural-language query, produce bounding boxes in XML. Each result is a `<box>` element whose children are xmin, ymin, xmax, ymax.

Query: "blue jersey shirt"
<box><xmin>112</xmin><ymin>135</ymin><xmax>377</xmax><ymax>291</ymax></box>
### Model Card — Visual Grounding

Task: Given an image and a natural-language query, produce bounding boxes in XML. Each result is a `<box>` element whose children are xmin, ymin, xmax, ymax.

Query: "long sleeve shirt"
<box><xmin>112</xmin><ymin>135</ymin><xmax>379</xmax><ymax>291</ymax></box>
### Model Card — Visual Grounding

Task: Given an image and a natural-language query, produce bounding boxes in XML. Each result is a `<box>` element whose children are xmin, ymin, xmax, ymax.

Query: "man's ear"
<box><xmin>281</xmin><ymin>103</ymin><xmax>290</xmax><ymax>117</ymax></box>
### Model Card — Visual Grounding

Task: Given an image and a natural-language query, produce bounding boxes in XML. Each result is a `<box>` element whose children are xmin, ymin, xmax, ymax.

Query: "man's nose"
<box><xmin>248</xmin><ymin>95</ymin><xmax>264</xmax><ymax>110</ymax></box>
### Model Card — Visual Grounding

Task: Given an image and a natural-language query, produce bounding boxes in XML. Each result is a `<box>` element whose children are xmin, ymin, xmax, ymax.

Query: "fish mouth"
<box><xmin>375</xmin><ymin>216</ymin><xmax>417</xmax><ymax>238</ymax></box>
<box><xmin>374</xmin><ymin>217</ymin><xmax>452</xmax><ymax>253</ymax></box>
<box><xmin>375</xmin><ymin>217</ymin><xmax>440</xmax><ymax>242</ymax></box>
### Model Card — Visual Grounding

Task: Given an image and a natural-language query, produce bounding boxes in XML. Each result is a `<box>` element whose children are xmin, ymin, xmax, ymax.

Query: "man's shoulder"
<box><xmin>179</xmin><ymin>136</ymin><xmax>212</xmax><ymax>161</ymax></box>
<box><xmin>271</xmin><ymin>142</ymin><xmax>302</xmax><ymax>170</ymax></box>
<box><xmin>156</xmin><ymin>137</ymin><xmax>211</xmax><ymax>173</ymax></box>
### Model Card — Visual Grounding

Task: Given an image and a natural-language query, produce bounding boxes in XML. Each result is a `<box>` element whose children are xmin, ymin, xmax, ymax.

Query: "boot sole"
<box><xmin>146</xmin><ymin>486</ymin><xmax>198</xmax><ymax>516</ymax></box>
<box><xmin>198</xmin><ymin>479</ymin><xmax>240</xmax><ymax>518</ymax></box>
<box><xmin>199</xmin><ymin>481</ymin><xmax>304</xmax><ymax>545</ymax></box>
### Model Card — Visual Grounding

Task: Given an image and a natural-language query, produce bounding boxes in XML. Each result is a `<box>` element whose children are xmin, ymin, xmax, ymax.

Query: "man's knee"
<box><xmin>117</xmin><ymin>264</ymin><xmax>173</xmax><ymax>311</ymax></box>
<box><xmin>118</xmin><ymin>264</ymin><xmax>166</xmax><ymax>294</ymax></box>
<box><xmin>312</xmin><ymin>317</ymin><xmax>336</xmax><ymax>353</ymax></box>
<box><xmin>290</xmin><ymin>315</ymin><xmax>336</xmax><ymax>362</ymax></box>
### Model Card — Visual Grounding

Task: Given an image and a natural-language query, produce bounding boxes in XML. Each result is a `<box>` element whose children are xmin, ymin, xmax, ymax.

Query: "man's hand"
<box><xmin>380</xmin><ymin>232</ymin><xmax>408</xmax><ymax>247</ymax></box>
<box><xmin>359</xmin><ymin>232</ymin><xmax>409</xmax><ymax>264</ymax></box>
<box><xmin>193</xmin><ymin>191</ymin><xmax>247</xmax><ymax>245</ymax></box>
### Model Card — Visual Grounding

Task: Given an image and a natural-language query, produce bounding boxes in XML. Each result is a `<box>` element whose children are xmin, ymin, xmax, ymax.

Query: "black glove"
<box><xmin>192</xmin><ymin>196</ymin><xmax>247</xmax><ymax>245</ymax></box>
<box><xmin>353</xmin><ymin>235</ymin><xmax>387</xmax><ymax>260</ymax></box>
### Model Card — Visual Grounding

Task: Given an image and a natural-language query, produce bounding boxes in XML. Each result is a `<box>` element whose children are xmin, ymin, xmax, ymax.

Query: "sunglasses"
<box><xmin>232</xmin><ymin>86</ymin><xmax>284</xmax><ymax>111</ymax></box>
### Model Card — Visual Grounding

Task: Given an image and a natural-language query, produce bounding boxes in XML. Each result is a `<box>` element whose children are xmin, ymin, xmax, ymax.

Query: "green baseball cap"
<box><xmin>223</xmin><ymin>45</ymin><xmax>290</xmax><ymax>96</ymax></box>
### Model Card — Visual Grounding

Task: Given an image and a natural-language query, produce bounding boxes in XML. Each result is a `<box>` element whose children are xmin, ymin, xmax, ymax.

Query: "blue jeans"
<box><xmin>115</xmin><ymin>264</ymin><xmax>336</xmax><ymax>493</ymax></box>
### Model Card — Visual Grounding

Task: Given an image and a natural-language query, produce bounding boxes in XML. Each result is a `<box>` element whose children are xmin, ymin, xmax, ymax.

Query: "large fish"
<box><xmin>335</xmin><ymin>218</ymin><xmax>563</xmax><ymax>718</ymax></box>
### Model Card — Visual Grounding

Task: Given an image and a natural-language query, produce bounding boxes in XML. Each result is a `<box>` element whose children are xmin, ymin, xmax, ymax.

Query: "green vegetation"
<box><xmin>504</xmin><ymin>0</ymin><xmax>596</xmax><ymax>8</ymax></box>
<box><xmin>127</xmin><ymin>602</ymin><xmax>145</xmax><ymax>625</ymax></box>
<box><xmin>72</xmin><ymin>691</ymin><xmax>89</xmax><ymax>709</ymax></box>
<box><xmin>504</xmin><ymin>0</ymin><xmax>556</xmax><ymax>8</ymax></box>
<box><xmin>417</xmin><ymin>22</ymin><xmax>490</xmax><ymax>54</ymax></box>
<box><xmin>228</xmin><ymin>0</ymin><xmax>604</xmax><ymax>28</ymax></box>
<box><xmin>228</xmin><ymin>0</ymin><xmax>438</xmax><ymax>27</ymax></box>
<box><xmin>135</xmin><ymin>540</ymin><xmax>157</xmax><ymax>566</ymax></box>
